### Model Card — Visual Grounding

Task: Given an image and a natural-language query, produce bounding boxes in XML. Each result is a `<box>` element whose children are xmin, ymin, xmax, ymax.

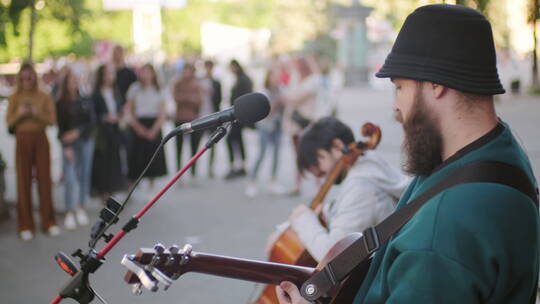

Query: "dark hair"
<box><xmin>93</xmin><ymin>65</ymin><xmax>107</xmax><ymax>93</ymax></box>
<box><xmin>58</xmin><ymin>68</ymin><xmax>78</xmax><ymax>103</ymax></box>
<box><xmin>297</xmin><ymin>117</ymin><xmax>355</xmax><ymax>172</ymax></box>
<box><xmin>181</xmin><ymin>62</ymin><xmax>195</xmax><ymax>75</ymax></box>
<box><xmin>142</xmin><ymin>63</ymin><xmax>160</xmax><ymax>90</ymax></box>
<box><xmin>204</xmin><ymin>60</ymin><xmax>214</xmax><ymax>69</ymax></box>
<box><xmin>230</xmin><ymin>59</ymin><xmax>244</xmax><ymax>75</ymax></box>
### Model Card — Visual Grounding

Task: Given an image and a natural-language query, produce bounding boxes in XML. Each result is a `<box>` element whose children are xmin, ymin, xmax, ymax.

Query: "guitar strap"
<box><xmin>300</xmin><ymin>161</ymin><xmax>540</xmax><ymax>301</ymax></box>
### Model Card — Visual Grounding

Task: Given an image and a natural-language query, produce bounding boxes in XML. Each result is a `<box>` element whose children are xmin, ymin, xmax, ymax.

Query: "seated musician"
<box><xmin>288</xmin><ymin>117</ymin><xmax>409</xmax><ymax>262</ymax></box>
<box><xmin>276</xmin><ymin>4</ymin><xmax>539</xmax><ymax>304</ymax></box>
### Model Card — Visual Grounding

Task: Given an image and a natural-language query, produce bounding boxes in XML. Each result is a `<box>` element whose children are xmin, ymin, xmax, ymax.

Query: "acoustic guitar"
<box><xmin>122</xmin><ymin>233</ymin><xmax>372</xmax><ymax>304</ymax></box>
<box><xmin>258</xmin><ymin>122</ymin><xmax>381</xmax><ymax>303</ymax></box>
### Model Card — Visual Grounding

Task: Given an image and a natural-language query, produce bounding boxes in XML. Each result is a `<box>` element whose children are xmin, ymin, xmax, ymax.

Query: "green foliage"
<box><xmin>0</xmin><ymin>0</ymin><xmax>133</xmax><ymax>62</ymax></box>
<box><xmin>162</xmin><ymin>0</ymin><xmax>275</xmax><ymax>55</ymax></box>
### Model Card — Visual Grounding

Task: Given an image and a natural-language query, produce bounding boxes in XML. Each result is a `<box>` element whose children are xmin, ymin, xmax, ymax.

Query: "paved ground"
<box><xmin>0</xmin><ymin>87</ymin><xmax>538</xmax><ymax>304</ymax></box>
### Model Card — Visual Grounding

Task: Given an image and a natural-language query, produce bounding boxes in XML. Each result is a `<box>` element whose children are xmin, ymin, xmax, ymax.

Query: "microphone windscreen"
<box><xmin>233</xmin><ymin>92</ymin><xmax>270</xmax><ymax>124</ymax></box>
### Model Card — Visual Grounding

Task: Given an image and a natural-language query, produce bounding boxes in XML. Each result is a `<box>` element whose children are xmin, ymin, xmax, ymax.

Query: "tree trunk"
<box><xmin>27</xmin><ymin>0</ymin><xmax>36</xmax><ymax>62</ymax></box>
<box><xmin>533</xmin><ymin>1</ymin><xmax>539</xmax><ymax>89</ymax></box>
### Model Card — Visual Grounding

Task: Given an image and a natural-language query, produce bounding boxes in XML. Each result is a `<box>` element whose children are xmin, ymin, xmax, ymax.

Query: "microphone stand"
<box><xmin>49</xmin><ymin>125</ymin><xmax>229</xmax><ymax>304</ymax></box>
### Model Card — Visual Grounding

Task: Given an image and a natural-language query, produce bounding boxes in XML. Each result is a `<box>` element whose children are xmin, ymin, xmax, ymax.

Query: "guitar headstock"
<box><xmin>121</xmin><ymin>243</ymin><xmax>193</xmax><ymax>295</ymax></box>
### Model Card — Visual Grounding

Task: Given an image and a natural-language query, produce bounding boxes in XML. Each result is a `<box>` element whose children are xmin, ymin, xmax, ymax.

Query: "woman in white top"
<box><xmin>125</xmin><ymin>64</ymin><xmax>167</xmax><ymax>185</ymax></box>
<box><xmin>282</xmin><ymin>56</ymin><xmax>321</xmax><ymax>196</ymax></box>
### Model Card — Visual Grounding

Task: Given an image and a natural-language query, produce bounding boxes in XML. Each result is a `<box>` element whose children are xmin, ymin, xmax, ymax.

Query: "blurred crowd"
<box><xmin>0</xmin><ymin>44</ymin><xmax>344</xmax><ymax>241</ymax></box>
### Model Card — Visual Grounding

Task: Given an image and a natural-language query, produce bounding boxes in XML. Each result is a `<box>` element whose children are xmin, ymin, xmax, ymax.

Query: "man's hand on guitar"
<box><xmin>275</xmin><ymin>281</ymin><xmax>312</xmax><ymax>304</ymax></box>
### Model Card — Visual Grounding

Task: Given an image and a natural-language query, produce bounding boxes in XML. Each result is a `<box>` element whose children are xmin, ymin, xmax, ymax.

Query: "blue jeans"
<box><xmin>63</xmin><ymin>138</ymin><xmax>95</xmax><ymax>211</ymax></box>
<box><xmin>250</xmin><ymin>125</ymin><xmax>282</xmax><ymax>180</ymax></box>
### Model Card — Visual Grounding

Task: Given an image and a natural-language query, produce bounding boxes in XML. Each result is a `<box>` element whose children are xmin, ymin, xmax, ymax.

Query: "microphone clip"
<box><xmin>89</xmin><ymin>197</ymin><xmax>122</xmax><ymax>247</ymax></box>
<box><xmin>205</xmin><ymin>125</ymin><xmax>228</xmax><ymax>148</ymax></box>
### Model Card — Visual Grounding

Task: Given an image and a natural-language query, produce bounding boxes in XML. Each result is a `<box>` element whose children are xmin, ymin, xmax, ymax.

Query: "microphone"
<box><xmin>166</xmin><ymin>92</ymin><xmax>270</xmax><ymax>139</ymax></box>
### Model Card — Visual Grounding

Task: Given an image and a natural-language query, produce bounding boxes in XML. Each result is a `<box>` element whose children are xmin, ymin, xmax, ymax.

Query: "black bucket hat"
<box><xmin>376</xmin><ymin>4</ymin><xmax>505</xmax><ymax>95</ymax></box>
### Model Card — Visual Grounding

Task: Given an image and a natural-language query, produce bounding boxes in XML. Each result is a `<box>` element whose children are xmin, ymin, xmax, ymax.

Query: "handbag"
<box><xmin>291</xmin><ymin>110</ymin><xmax>311</xmax><ymax>129</ymax></box>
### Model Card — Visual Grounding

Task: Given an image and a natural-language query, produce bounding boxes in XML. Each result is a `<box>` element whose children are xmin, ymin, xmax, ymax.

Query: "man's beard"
<box><xmin>401</xmin><ymin>89</ymin><xmax>443</xmax><ymax>177</ymax></box>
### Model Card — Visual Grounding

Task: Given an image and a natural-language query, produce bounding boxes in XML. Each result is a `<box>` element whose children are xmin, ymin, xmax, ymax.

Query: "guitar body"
<box><xmin>318</xmin><ymin>233</ymin><xmax>373</xmax><ymax>304</ymax></box>
<box><xmin>258</xmin><ymin>233</ymin><xmax>373</xmax><ymax>304</ymax></box>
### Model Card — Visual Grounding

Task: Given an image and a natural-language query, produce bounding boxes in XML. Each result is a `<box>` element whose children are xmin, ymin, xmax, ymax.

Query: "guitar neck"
<box><xmin>184</xmin><ymin>251</ymin><xmax>316</xmax><ymax>287</ymax></box>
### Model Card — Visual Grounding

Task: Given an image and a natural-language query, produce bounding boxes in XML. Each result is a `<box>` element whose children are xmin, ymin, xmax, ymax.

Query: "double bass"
<box><xmin>257</xmin><ymin>122</ymin><xmax>382</xmax><ymax>303</ymax></box>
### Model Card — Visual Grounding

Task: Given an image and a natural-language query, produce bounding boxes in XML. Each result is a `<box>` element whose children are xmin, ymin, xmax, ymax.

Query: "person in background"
<box><xmin>91</xmin><ymin>65</ymin><xmax>125</xmax><ymax>203</ymax></box>
<box><xmin>172</xmin><ymin>63</ymin><xmax>204</xmax><ymax>178</ymax></box>
<box><xmin>112</xmin><ymin>45</ymin><xmax>137</xmax><ymax>106</ymax></box>
<box><xmin>282</xmin><ymin>56</ymin><xmax>321</xmax><ymax>196</ymax></box>
<box><xmin>56</xmin><ymin>68</ymin><xmax>95</xmax><ymax>230</ymax></box>
<box><xmin>125</xmin><ymin>64</ymin><xmax>167</xmax><ymax>187</ymax></box>
<box><xmin>112</xmin><ymin>44</ymin><xmax>137</xmax><ymax>178</ymax></box>
<box><xmin>203</xmin><ymin>60</ymin><xmax>222</xmax><ymax>178</ymax></box>
<box><xmin>245</xmin><ymin>68</ymin><xmax>285</xmax><ymax>198</ymax></box>
<box><xmin>5</xmin><ymin>62</ymin><xmax>59</xmax><ymax>240</ymax></box>
<box><xmin>225</xmin><ymin>59</ymin><xmax>253</xmax><ymax>180</ymax></box>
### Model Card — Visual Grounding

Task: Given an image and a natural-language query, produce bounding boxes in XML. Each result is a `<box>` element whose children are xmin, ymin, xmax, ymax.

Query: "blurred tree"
<box><xmin>0</xmin><ymin>0</ymin><xmax>88</xmax><ymax>62</ymax></box>
<box><xmin>528</xmin><ymin>0</ymin><xmax>539</xmax><ymax>90</ymax></box>
<box><xmin>0</xmin><ymin>0</ymin><xmax>133</xmax><ymax>63</ymax></box>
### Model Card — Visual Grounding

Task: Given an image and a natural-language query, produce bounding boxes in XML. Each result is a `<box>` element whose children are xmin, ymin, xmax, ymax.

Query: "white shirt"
<box><xmin>101</xmin><ymin>88</ymin><xmax>117</xmax><ymax>115</ymax></box>
<box><xmin>283</xmin><ymin>73</ymin><xmax>321</xmax><ymax>134</ymax></box>
<box><xmin>290</xmin><ymin>150</ymin><xmax>411</xmax><ymax>262</ymax></box>
<box><xmin>199</xmin><ymin>77</ymin><xmax>214</xmax><ymax>117</ymax></box>
<box><xmin>126</xmin><ymin>82</ymin><xmax>164</xmax><ymax>118</ymax></box>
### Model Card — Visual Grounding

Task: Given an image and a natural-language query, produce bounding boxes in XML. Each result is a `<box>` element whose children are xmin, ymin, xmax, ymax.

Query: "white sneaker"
<box><xmin>19</xmin><ymin>230</ymin><xmax>34</xmax><ymax>241</ymax></box>
<box><xmin>48</xmin><ymin>225</ymin><xmax>61</xmax><ymax>237</ymax></box>
<box><xmin>75</xmin><ymin>208</ymin><xmax>89</xmax><ymax>226</ymax></box>
<box><xmin>64</xmin><ymin>212</ymin><xmax>77</xmax><ymax>230</ymax></box>
<box><xmin>245</xmin><ymin>183</ymin><xmax>258</xmax><ymax>198</ymax></box>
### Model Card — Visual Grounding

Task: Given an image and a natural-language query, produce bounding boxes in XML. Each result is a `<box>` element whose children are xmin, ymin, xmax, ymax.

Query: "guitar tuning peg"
<box><xmin>165</xmin><ymin>245</ymin><xmax>180</xmax><ymax>267</ymax></box>
<box><xmin>180</xmin><ymin>244</ymin><xmax>192</xmax><ymax>265</ymax></box>
<box><xmin>132</xmin><ymin>283</ymin><xmax>143</xmax><ymax>295</ymax></box>
<box><xmin>169</xmin><ymin>244</ymin><xmax>180</xmax><ymax>254</ymax></box>
<box><xmin>150</xmin><ymin>244</ymin><xmax>166</xmax><ymax>267</ymax></box>
<box><xmin>154</xmin><ymin>243</ymin><xmax>165</xmax><ymax>254</ymax></box>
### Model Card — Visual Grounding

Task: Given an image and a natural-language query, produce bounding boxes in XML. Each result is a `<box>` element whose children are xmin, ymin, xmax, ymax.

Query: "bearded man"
<box><xmin>276</xmin><ymin>4</ymin><xmax>539</xmax><ymax>304</ymax></box>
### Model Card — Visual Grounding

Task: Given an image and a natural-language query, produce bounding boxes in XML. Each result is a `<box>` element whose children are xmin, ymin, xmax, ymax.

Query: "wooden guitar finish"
<box><xmin>123</xmin><ymin>233</ymin><xmax>372</xmax><ymax>304</ymax></box>
<box><xmin>259</xmin><ymin>123</ymin><xmax>381</xmax><ymax>303</ymax></box>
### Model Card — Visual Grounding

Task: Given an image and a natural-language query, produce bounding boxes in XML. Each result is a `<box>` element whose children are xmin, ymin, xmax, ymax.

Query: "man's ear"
<box><xmin>332</xmin><ymin>138</ymin><xmax>345</xmax><ymax>151</ymax></box>
<box><xmin>431</xmin><ymin>82</ymin><xmax>447</xmax><ymax>99</ymax></box>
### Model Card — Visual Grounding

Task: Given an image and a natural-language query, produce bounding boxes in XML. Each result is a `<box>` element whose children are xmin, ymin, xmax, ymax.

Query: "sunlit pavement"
<box><xmin>0</xmin><ymin>87</ymin><xmax>538</xmax><ymax>303</ymax></box>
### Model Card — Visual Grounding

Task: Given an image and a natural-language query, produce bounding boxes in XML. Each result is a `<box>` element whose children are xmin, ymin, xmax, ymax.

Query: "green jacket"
<box><xmin>354</xmin><ymin>122</ymin><xmax>539</xmax><ymax>304</ymax></box>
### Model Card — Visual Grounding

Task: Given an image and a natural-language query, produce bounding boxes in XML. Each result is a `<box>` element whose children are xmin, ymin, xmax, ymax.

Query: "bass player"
<box><xmin>284</xmin><ymin>117</ymin><xmax>409</xmax><ymax>262</ymax></box>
